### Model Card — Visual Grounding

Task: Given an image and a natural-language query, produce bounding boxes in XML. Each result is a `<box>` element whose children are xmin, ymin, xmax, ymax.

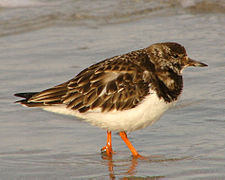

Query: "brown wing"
<box><xmin>25</xmin><ymin>50</ymin><xmax>154</xmax><ymax>112</ymax></box>
<box><xmin>62</xmin><ymin>51</ymin><xmax>153</xmax><ymax>113</ymax></box>
<box><xmin>26</xmin><ymin>81</ymin><xmax>69</xmax><ymax>106</ymax></box>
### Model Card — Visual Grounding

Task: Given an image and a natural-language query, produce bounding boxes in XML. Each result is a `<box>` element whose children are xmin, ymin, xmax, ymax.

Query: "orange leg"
<box><xmin>119</xmin><ymin>131</ymin><xmax>143</xmax><ymax>158</ymax></box>
<box><xmin>101</xmin><ymin>131</ymin><xmax>114</xmax><ymax>156</ymax></box>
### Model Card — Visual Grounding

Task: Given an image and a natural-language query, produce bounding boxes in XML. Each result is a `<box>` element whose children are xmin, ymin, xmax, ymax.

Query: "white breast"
<box><xmin>43</xmin><ymin>90</ymin><xmax>176</xmax><ymax>132</ymax></box>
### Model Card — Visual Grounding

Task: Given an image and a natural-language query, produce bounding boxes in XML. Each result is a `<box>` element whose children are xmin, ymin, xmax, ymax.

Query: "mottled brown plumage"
<box><xmin>14</xmin><ymin>42</ymin><xmax>208</xmax><ymax>157</ymax></box>
<box><xmin>15</xmin><ymin>42</ymin><xmax>207</xmax><ymax>114</ymax></box>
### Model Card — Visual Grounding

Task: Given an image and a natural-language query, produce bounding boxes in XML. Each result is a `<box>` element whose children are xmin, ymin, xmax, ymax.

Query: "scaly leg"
<box><xmin>101</xmin><ymin>131</ymin><xmax>114</xmax><ymax>156</ymax></box>
<box><xmin>119</xmin><ymin>131</ymin><xmax>143</xmax><ymax>158</ymax></box>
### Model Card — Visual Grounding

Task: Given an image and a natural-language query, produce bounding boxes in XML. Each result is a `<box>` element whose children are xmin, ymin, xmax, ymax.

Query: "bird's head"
<box><xmin>146</xmin><ymin>42</ymin><xmax>208</xmax><ymax>74</ymax></box>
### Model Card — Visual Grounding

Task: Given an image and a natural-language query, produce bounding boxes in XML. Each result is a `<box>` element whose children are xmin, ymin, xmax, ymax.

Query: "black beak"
<box><xmin>188</xmin><ymin>58</ymin><xmax>208</xmax><ymax>67</ymax></box>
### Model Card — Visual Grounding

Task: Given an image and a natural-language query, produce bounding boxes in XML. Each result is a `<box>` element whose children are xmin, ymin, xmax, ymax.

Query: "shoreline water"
<box><xmin>0</xmin><ymin>0</ymin><xmax>225</xmax><ymax>179</ymax></box>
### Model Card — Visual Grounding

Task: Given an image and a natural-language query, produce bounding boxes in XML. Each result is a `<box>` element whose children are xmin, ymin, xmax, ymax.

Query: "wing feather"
<box><xmin>18</xmin><ymin>50</ymin><xmax>154</xmax><ymax>112</ymax></box>
<box><xmin>27</xmin><ymin>82</ymin><xmax>68</xmax><ymax>104</ymax></box>
<box><xmin>62</xmin><ymin>51</ymin><xmax>153</xmax><ymax>113</ymax></box>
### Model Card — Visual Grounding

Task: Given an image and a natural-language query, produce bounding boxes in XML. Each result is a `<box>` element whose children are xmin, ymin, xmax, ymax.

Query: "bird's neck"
<box><xmin>153</xmin><ymin>69</ymin><xmax>183</xmax><ymax>103</ymax></box>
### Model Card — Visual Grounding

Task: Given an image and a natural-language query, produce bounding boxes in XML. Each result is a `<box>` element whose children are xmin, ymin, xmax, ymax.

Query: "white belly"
<box><xmin>43</xmin><ymin>91</ymin><xmax>176</xmax><ymax>132</ymax></box>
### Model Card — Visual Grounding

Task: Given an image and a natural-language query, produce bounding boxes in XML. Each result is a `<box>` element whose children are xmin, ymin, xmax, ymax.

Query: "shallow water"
<box><xmin>0</xmin><ymin>0</ymin><xmax>225</xmax><ymax>179</ymax></box>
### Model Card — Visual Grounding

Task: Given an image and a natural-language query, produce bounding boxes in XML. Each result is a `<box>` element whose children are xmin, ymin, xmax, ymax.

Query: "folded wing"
<box><xmin>16</xmin><ymin>51</ymin><xmax>154</xmax><ymax>113</ymax></box>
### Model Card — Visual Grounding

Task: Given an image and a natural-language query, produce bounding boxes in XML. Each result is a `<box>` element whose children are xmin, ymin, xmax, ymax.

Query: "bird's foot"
<box><xmin>132</xmin><ymin>153</ymin><xmax>150</xmax><ymax>160</ymax></box>
<box><xmin>101</xmin><ymin>145</ymin><xmax>116</xmax><ymax>156</ymax></box>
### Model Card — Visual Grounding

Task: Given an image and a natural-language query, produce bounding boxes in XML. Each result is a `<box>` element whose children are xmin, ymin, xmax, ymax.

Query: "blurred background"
<box><xmin>0</xmin><ymin>0</ymin><xmax>225</xmax><ymax>179</ymax></box>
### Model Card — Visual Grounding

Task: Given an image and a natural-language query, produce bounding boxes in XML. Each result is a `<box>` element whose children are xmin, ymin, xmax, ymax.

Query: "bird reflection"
<box><xmin>101</xmin><ymin>155</ymin><xmax>116</xmax><ymax>179</ymax></box>
<box><xmin>101</xmin><ymin>154</ymin><xmax>165</xmax><ymax>180</ymax></box>
<box><xmin>101</xmin><ymin>154</ymin><xmax>138</xmax><ymax>179</ymax></box>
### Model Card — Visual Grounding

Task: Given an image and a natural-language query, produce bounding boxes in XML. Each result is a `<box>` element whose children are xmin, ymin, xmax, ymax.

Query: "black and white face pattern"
<box><xmin>15</xmin><ymin>42</ymin><xmax>207</xmax><ymax>113</ymax></box>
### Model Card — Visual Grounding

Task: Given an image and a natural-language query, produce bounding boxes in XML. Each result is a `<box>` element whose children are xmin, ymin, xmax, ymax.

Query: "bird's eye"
<box><xmin>173</xmin><ymin>54</ymin><xmax>179</xmax><ymax>58</ymax></box>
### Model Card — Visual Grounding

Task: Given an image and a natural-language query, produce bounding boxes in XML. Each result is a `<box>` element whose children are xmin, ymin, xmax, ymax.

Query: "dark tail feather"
<box><xmin>14</xmin><ymin>92</ymin><xmax>38</xmax><ymax>99</ymax></box>
<box><xmin>14</xmin><ymin>92</ymin><xmax>44</xmax><ymax>107</ymax></box>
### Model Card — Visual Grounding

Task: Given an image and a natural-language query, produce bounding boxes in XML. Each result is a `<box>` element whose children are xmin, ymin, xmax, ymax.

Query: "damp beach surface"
<box><xmin>0</xmin><ymin>0</ymin><xmax>225</xmax><ymax>179</ymax></box>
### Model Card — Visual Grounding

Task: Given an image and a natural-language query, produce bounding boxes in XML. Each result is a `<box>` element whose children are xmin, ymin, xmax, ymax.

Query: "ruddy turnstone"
<box><xmin>15</xmin><ymin>42</ymin><xmax>207</xmax><ymax>158</ymax></box>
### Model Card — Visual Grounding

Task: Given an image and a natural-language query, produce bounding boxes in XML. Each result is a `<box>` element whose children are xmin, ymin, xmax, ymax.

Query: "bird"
<box><xmin>14</xmin><ymin>42</ymin><xmax>207</xmax><ymax>158</ymax></box>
